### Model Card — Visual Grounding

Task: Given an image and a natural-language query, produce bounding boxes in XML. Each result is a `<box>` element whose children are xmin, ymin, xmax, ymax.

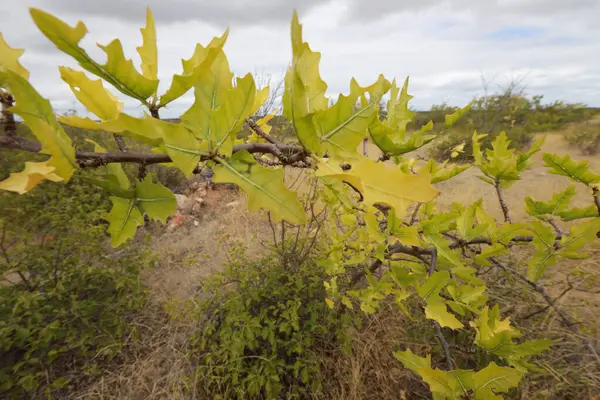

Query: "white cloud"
<box><xmin>1</xmin><ymin>0</ymin><xmax>598</xmax><ymax>118</ymax></box>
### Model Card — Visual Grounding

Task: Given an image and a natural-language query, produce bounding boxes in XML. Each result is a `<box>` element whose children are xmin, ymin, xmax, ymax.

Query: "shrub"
<box><xmin>0</xmin><ymin>176</ymin><xmax>149</xmax><ymax>399</ymax></box>
<box><xmin>564</xmin><ymin>121</ymin><xmax>600</xmax><ymax>155</ymax></box>
<box><xmin>181</xmin><ymin>243</ymin><xmax>353</xmax><ymax>399</ymax></box>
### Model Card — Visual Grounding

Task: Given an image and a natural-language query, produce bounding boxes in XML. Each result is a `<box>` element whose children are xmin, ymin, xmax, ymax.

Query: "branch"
<box><xmin>246</xmin><ymin>117</ymin><xmax>280</xmax><ymax>145</ymax></box>
<box><xmin>592</xmin><ymin>187</ymin><xmax>600</xmax><ymax>216</ymax></box>
<box><xmin>113</xmin><ymin>135</ymin><xmax>128</xmax><ymax>152</ymax></box>
<box><xmin>494</xmin><ymin>180</ymin><xmax>512</xmax><ymax>223</ymax></box>
<box><xmin>489</xmin><ymin>257</ymin><xmax>600</xmax><ymax>364</ymax></box>
<box><xmin>0</xmin><ymin>135</ymin><xmax>308</xmax><ymax>169</ymax></box>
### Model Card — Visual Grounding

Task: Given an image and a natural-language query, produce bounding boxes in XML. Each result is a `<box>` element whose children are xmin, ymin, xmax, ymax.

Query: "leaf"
<box><xmin>313</xmin><ymin>76</ymin><xmax>389</xmax><ymax>157</ymax></box>
<box><xmin>30</xmin><ymin>8</ymin><xmax>158</xmax><ymax>102</ymax></box>
<box><xmin>516</xmin><ymin>136</ymin><xmax>545</xmax><ymax>172</ymax></box>
<box><xmin>424</xmin><ymin>159</ymin><xmax>471</xmax><ymax>184</ymax></box>
<box><xmin>469</xmin><ymin>306</ymin><xmax>521</xmax><ymax>356</ymax></box>
<box><xmin>424</xmin><ymin>298</ymin><xmax>464</xmax><ymax>329</ymax></box>
<box><xmin>3</xmin><ymin>70</ymin><xmax>76</xmax><ymax>181</ymax></box>
<box><xmin>393</xmin><ymin>348</ymin><xmax>431</xmax><ymax>374</ymax></box>
<box><xmin>560</xmin><ymin>217</ymin><xmax>600</xmax><ymax>259</ymax></box>
<box><xmin>457</xmin><ymin>201</ymin><xmax>488</xmax><ymax>241</ymax></box>
<box><xmin>445</xmin><ymin>103</ymin><xmax>471</xmax><ymax>127</ymax></box>
<box><xmin>282</xmin><ymin>11</ymin><xmax>329</xmax><ymax>154</ymax></box>
<box><xmin>209</xmin><ymin>73</ymin><xmax>257</xmax><ymax>156</ymax></box>
<box><xmin>213</xmin><ymin>150</ymin><xmax>305</xmax><ymax>224</ymax></box>
<box><xmin>543</xmin><ymin>153</ymin><xmax>600</xmax><ymax>186</ymax></box>
<box><xmin>0</xmin><ymin>161</ymin><xmax>63</xmax><ymax>194</ymax></box>
<box><xmin>136</xmin><ymin>7</ymin><xmax>158</xmax><ymax>81</ymax></box>
<box><xmin>558</xmin><ymin>205</ymin><xmax>598</xmax><ymax>221</ymax></box>
<box><xmin>527</xmin><ymin>221</ymin><xmax>558</xmax><ymax>282</ymax></box>
<box><xmin>0</xmin><ymin>32</ymin><xmax>29</xmax><ymax>81</ymax></box>
<box><xmin>417</xmin><ymin>271</ymin><xmax>449</xmax><ymax>302</ymax></box>
<box><xmin>158</xmin><ymin>30</ymin><xmax>228</xmax><ymax>107</ymax></box>
<box><xmin>59</xmin><ymin>67</ymin><xmax>123</xmax><ymax>120</ymax></box>
<box><xmin>473</xmin><ymin>362</ymin><xmax>522</xmax><ymax>398</ymax></box>
<box><xmin>85</xmin><ymin>139</ymin><xmax>130</xmax><ymax>189</ymax></box>
<box><xmin>106</xmin><ymin>197</ymin><xmax>144</xmax><ymax>247</ymax></box>
<box><xmin>416</xmin><ymin>367</ymin><xmax>454</xmax><ymax>398</ymax></box>
<box><xmin>135</xmin><ymin>175</ymin><xmax>176</xmax><ymax>223</ymax></box>
<box><xmin>525</xmin><ymin>185</ymin><xmax>576</xmax><ymax>219</ymax></box>
<box><xmin>423</xmin><ymin>234</ymin><xmax>463</xmax><ymax>267</ymax></box>
<box><xmin>315</xmin><ymin>157</ymin><xmax>439</xmax><ymax>216</ymax></box>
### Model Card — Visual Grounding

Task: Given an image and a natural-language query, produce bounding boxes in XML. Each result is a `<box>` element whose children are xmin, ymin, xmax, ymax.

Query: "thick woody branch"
<box><xmin>0</xmin><ymin>135</ymin><xmax>308</xmax><ymax>169</ymax></box>
<box><xmin>0</xmin><ymin>91</ymin><xmax>16</xmax><ymax>137</ymax></box>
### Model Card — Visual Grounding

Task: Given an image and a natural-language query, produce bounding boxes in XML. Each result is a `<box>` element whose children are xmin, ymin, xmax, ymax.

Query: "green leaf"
<box><xmin>527</xmin><ymin>221</ymin><xmax>558</xmax><ymax>282</ymax></box>
<box><xmin>445</xmin><ymin>103</ymin><xmax>471</xmax><ymax>127</ymax></box>
<box><xmin>469</xmin><ymin>306</ymin><xmax>521</xmax><ymax>356</ymax></box>
<box><xmin>135</xmin><ymin>175</ymin><xmax>176</xmax><ymax>223</ymax></box>
<box><xmin>417</xmin><ymin>271</ymin><xmax>450</xmax><ymax>302</ymax></box>
<box><xmin>525</xmin><ymin>185</ymin><xmax>575</xmax><ymax>220</ymax></box>
<box><xmin>282</xmin><ymin>11</ymin><xmax>329</xmax><ymax>154</ymax></box>
<box><xmin>559</xmin><ymin>217</ymin><xmax>600</xmax><ymax>259</ymax></box>
<box><xmin>423</xmin><ymin>234</ymin><xmax>463</xmax><ymax>268</ymax></box>
<box><xmin>557</xmin><ymin>205</ymin><xmax>598</xmax><ymax>221</ymax></box>
<box><xmin>2</xmin><ymin>70</ymin><xmax>76</xmax><ymax>181</ymax></box>
<box><xmin>424</xmin><ymin>159</ymin><xmax>471</xmax><ymax>184</ymax></box>
<box><xmin>106</xmin><ymin>197</ymin><xmax>144</xmax><ymax>247</ymax></box>
<box><xmin>213</xmin><ymin>150</ymin><xmax>305</xmax><ymax>224</ymax></box>
<box><xmin>424</xmin><ymin>298</ymin><xmax>464</xmax><ymax>330</ymax></box>
<box><xmin>85</xmin><ymin>139</ymin><xmax>130</xmax><ymax>190</ymax></box>
<box><xmin>314</xmin><ymin>76</ymin><xmax>389</xmax><ymax>157</ymax></box>
<box><xmin>473</xmin><ymin>362</ymin><xmax>522</xmax><ymax>399</ymax></box>
<box><xmin>543</xmin><ymin>153</ymin><xmax>600</xmax><ymax>186</ymax></box>
<box><xmin>393</xmin><ymin>348</ymin><xmax>431</xmax><ymax>374</ymax></box>
<box><xmin>30</xmin><ymin>8</ymin><xmax>159</xmax><ymax>102</ymax></box>
<box><xmin>136</xmin><ymin>7</ymin><xmax>158</xmax><ymax>81</ymax></box>
<box><xmin>159</xmin><ymin>30</ymin><xmax>228</xmax><ymax>107</ymax></box>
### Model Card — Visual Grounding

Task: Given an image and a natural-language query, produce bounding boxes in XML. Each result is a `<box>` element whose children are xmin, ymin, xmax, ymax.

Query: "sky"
<box><xmin>2</xmin><ymin>0</ymin><xmax>599</xmax><ymax>118</ymax></box>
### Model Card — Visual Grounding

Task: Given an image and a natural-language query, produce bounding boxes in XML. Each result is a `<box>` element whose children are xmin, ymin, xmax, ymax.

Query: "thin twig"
<box><xmin>113</xmin><ymin>135</ymin><xmax>129</xmax><ymax>152</ymax></box>
<box><xmin>490</xmin><ymin>257</ymin><xmax>600</xmax><ymax>363</ymax></box>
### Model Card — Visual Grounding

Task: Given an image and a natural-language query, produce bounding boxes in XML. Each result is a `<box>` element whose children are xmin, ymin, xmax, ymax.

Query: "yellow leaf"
<box><xmin>159</xmin><ymin>30</ymin><xmax>228</xmax><ymax>107</ymax></box>
<box><xmin>251</xmin><ymin>86</ymin><xmax>270</xmax><ymax>115</ymax></box>
<box><xmin>0</xmin><ymin>161</ymin><xmax>63</xmax><ymax>194</ymax></box>
<box><xmin>30</xmin><ymin>8</ymin><xmax>158</xmax><ymax>102</ymax></box>
<box><xmin>59</xmin><ymin>67</ymin><xmax>123</xmax><ymax>120</ymax></box>
<box><xmin>316</xmin><ymin>157</ymin><xmax>439</xmax><ymax>216</ymax></box>
<box><xmin>282</xmin><ymin>11</ymin><xmax>328</xmax><ymax>154</ymax></box>
<box><xmin>209</xmin><ymin>73</ymin><xmax>257</xmax><ymax>156</ymax></box>
<box><xmin>4</xmin><ymin>70</ymin><xmax>76</xmax><ymax>181</ymax></box>
<box><xmin>136</xmin><ymin>6</ymin><xmax>158</xmax><ymax>81</ymax></box>
<box><xmin>325</xmin><ymin>298</ymin><xmax>335</xmax><ymax>309</ymax></box>
<box><xmin>58</xmin><ymin>115</ymin><xmax>104</xmax><ymax>130</ymax></box>
<box><xmin>0</xmin><ymin>33</ymin><xmax>29</xmax><ymax>81</ymax></box>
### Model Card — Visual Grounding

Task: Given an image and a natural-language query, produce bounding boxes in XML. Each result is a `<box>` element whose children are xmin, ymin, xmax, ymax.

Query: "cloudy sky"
<box><xmin>2</xmin><ymin>0</ymin><xmax>599</xmax><ymax>118</ymax></box>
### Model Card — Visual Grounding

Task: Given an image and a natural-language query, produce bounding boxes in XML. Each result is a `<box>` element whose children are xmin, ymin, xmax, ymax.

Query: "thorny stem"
<box><xmin>494</xmin><ymin>180</ymin><xmax>512</xmax><ymax>223</ymax></box>
<box><xmin>426</xmin><ymin>248</ymin><xmax>454</xmax><ymax>370</ymax></box>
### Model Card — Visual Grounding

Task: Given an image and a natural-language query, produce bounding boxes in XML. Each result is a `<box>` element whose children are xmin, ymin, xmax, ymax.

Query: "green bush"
<box><xmin>564</xmin><ymin>121</ymin><xmax>600</xmax><ymax>155</ymax></box>
<box><xmin>426</xmin><ymin>93</ymin><xmax>598</xmax><ymax>162</ymax></box>
<box><xmin>182</xmin><ymin>244</ymin><xmax>353</xmax><ymax>399</ymax></box>
<box><xmin>0</xmin><ymin>175</ymin><xmax>149</xmax><ymax>399</ymax></box>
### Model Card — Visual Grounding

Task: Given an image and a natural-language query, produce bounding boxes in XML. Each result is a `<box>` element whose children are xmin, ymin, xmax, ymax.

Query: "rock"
<box><xmin>191</xmin><ymin>202</ymin><xmax>203</xmax><ymax>215</ymax></box>
<box><xmin>175</xmin><ymin>194</ymin><xmax>194</xmax><ymax>213</ymax></box>
<box><xmin>226</xmin><ymin>201</ymin><xmax>240</xmax><ymax>208</ymax></box>
<box><xmin>193</xmin><ymin>220</ymin><xmax>200</xmax><ymax>227</ymax></box>
<box><xmin>189</xmin><ymin>181</ymin><xmax>201</xmax><ymax>191</ymax></box>
<box><xmin>195</xmin><ymin>197</ymin><xmax>205</xmax><ymax>205</ymax></box>
<box><xmin>194</xmin><ymin>187</ymin><xmax>208</xmax><ymax>198</ymax></box>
